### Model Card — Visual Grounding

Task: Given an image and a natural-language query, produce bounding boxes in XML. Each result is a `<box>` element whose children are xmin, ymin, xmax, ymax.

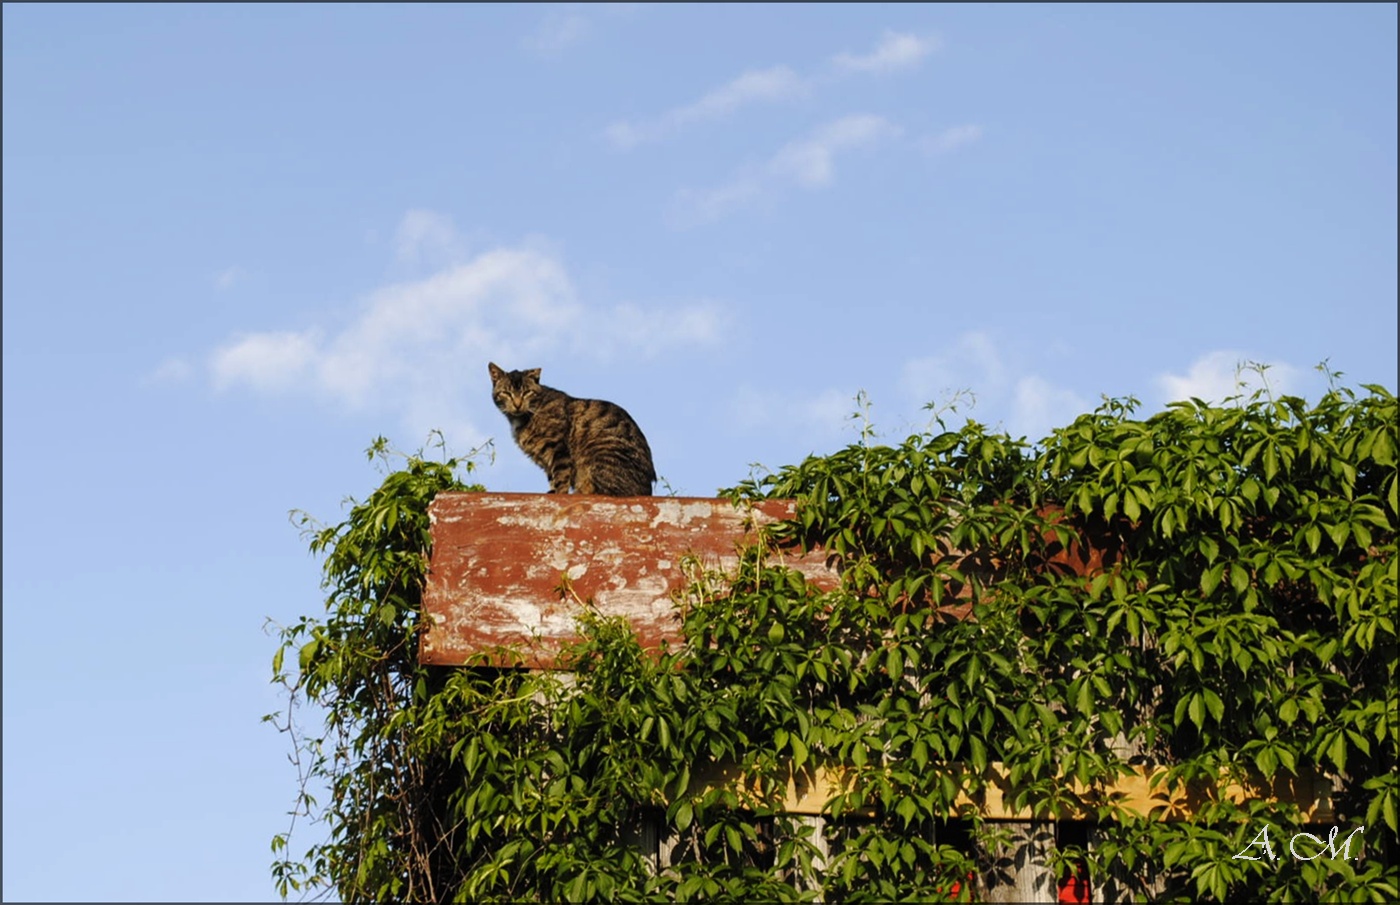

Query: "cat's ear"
<box><xmin>488</xmin><ymin>362</ymin><xmax>505</xmax><ymax>381</ymax></box>
<box><xmin>524</xmin><ymin>368</ymin><xmax>542</xmax><ymax>382</ymax></box>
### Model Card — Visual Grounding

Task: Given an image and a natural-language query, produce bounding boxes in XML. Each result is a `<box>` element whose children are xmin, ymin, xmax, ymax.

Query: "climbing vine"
<box><xmin>270</xmin><ymin>378</ymin><xmax>1397</xmax><ymax>902</ymax></box>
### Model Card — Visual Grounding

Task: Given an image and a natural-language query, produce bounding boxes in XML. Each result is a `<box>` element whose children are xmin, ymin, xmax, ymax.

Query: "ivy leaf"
<box><xmin>1200</xmin><ymin>563</ymin><xmax>1225</xmax><ymax>597</ymax></box>
<box><xmin>673</xmin><ymin>799</ymin><xmax>693</xmax><ymax>833</ymax></box>
<box><xmin>1123</xmin><ymin>492</ymin><xmax>1141</xmax><ymax>522</ymax></box>
<box><xmin>791</xmin><ymin>735</ymin><xmax>809</xmax><ymax>770</ymax></box>
<box><xmin>1327</xmin><ymin>731</ymin><xmax>1348</xmax><ymax>773</ymax></box>
<box><xmin>1230</xmin><ymin>565</ymin><xmax>1250</xmax><ymax>595</ymax></box>
<box><xmin>969</xmin><ymin>735</ymin><xmax>988</xmax><ymax>774</ymax></box>
<box><xmin>298</xmin><ymin>639</ymin><xmax>320</xmax><ymax>671</ymax></box>
<box><xmin>1188</xmin><ymin>693</ymin><xmax>1205</xmax><ymax>731</ymax></box>
<box><xmin>1203</xmin><ymin>689</ymin><xmax>1224</xmax><ymax>723</ymax></box>
<box><xmin>1075</xmin><ymin>679</ymin><xmax>1093</xmax><ymax>717</ymax></box>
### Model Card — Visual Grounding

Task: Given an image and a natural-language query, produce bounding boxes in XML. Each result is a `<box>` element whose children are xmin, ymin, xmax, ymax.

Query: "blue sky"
<box><xmin>2</xmin><ymin>3</ymin><xmax>1395</xmax><ymax>900</ymax></box>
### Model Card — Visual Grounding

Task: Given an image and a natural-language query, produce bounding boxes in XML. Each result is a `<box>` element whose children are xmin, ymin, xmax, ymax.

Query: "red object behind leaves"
<box><xmin>1058</xmin><ymin>860</ymin><xmax>1090</xmax><ymax>904</ymax></box>
<box><xmin>938</xmin><ymin>871</ymin><xmax>975</xmax><ymax>901</ymax></box>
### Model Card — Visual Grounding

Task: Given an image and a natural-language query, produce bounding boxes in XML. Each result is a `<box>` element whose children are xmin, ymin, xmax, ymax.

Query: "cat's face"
<box><xmin>488</xmin><ymin>363</ymin><xmax>543</xmax><ymax>416</ymax></box>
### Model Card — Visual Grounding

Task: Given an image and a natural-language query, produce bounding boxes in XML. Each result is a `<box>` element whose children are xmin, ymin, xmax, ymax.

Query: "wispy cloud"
<box><xmin>143</xmin><ymin>357</ymin><xmax>194</xmax><ymax>386</ymax></box>
<box><xmin>900</xmin><ymin>331</ymin><xmax>1006</xmax><ymax>402</ymax></box>
<box><xmin>671</xmin><ymin>176</ymin><xmax>766</xmax><ymax>226</ymax></box>
<box><xmin>521</xmin><ymin>4</ymin><xmax>644</xmax><ymax>57</ymax></box>
<box><xmin>899</xmin><ymin>331</ymin><xmax>1089</xmax><ymax>442</ymax></box>
<box><xmin>1011</xmin><ymin>375</ymin><xmax>1090</xmax><ymax>443</ymax></box>
<box><xmin>584</xmin><ymin>301</ymin><xmax>729</xmax><ymax>361</ymax></box>
<box><xmin>605</xmin><ymin>66</ymin><xmax>808</xmax><ymax>150</ymax></box>
<box><xmin>394</xmin><ymin>208</ymin><xmax>471</xmax><ymax>269</ymax></box>
<box><xmin>832</xmin><ymin>30</ymin><xmax>940</xmax><ymax>74</ymax></box>
<box><xmin>522</xmin><ymin>10</ymin><xmax>592</xmax><ymax>56</ymax></box>
<box><xmin>205</xmin><ymin>211</ymin><xmax>726</xmax><ymax>445</ymax></box>
<box><xmin>213</xmin><ymin>267</ymin><xmax>244</xmax><ymax>291</ymax></box>
<box><xmin>769</xmin><ymin>114</ymin><xmax>902</xmax><ymax>188</ymax></box>
<box><xmin>730</xmin><ymin>333</ymin><xmax>1092</xmax><ymax>449</ymax></box>
<box><xmin>733</xmin><ymin>385</ymin><xmax>861</xmax><ymax>441</ymax></box>
<box><xmin>606</xmin><ymin>29</ymin><xmax>936</xmax><ymax>151</ymax></box>
<box><xmin>922</xmin><ymin>123</ymin><xmax>983</xmax><ymax>155</ymax></box>
<box><xmin>211</xmin><ymin>330</ymin><xmax>323</xmax><ymax>395</ymax></box>
<box><xmin>1154</xmin><ymin>351</ymin><xmax>1305</xmax><ymax>406</ymax></box>
<box><xmin>671</xmin><ymin>114</ymin><xmax>901</xmax><ymax>225</ymax></box>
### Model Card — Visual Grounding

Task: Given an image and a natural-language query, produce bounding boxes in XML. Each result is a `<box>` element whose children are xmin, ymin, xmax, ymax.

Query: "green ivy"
<box><xmin>271</xmin><ymin>382</ymin><xmax>1397</xmax><ymax>902</ymax></box>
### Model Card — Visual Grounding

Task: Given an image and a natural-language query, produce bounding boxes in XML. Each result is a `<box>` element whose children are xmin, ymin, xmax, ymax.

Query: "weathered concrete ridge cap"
<box><xmin>421</xmin><ymin>492</ymin><xmax>837</xmax><ymax>669</ymax></box>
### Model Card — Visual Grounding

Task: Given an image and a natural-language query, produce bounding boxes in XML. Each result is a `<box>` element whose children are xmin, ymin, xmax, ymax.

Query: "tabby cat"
<box><xmin>488</xmin><ymin>363</ymin><xmax>657</xmax><ymax>496</ymax></box>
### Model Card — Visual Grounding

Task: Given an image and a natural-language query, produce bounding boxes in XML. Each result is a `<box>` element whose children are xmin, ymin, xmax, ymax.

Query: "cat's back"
<box><xmin>565</xmin><ymin>394</ymin><xmax>656</xmax><ymax>495</ymax></box>
<box><xmin>563</xmin><ymin>393</ymin><xmax>646</xmax><ymax>443</ymax></box>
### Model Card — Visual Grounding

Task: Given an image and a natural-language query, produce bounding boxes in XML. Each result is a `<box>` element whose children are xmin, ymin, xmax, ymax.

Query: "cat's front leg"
<box><xmin>546</xmin><ymin>448</ymin><xmax>574</xmax><ymax>493</ymax></box>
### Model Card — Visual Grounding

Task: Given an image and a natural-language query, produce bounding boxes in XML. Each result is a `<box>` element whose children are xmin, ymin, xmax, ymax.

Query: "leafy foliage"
<box><xmin>271</xmin><ymin>380</ymin><xmax>1397</xmax><ymax>902</ymax></box>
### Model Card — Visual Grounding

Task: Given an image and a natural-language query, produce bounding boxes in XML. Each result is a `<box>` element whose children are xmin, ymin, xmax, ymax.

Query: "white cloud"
<box><xmin>143</xmin><ymin>357</ymin><xmax>194</xmax><ymax>386</ymax></box>
<box><xmin>687</xmin><ymin>66</ymin><xmax>806</xmax><ymax>119</ymax></box>
<box><xmin>832</xmin><ymin>30</ymin><xmax>940</xmax><ymax>74</ymax></box>
<box><xmin>669</xmin><ymin>175</ymin><xmax>766</xmax><ymax>227</ymax></box>
<box><xmin>522</xmin><ymin>10</ymin><xmax>592</xmax><ymax>55</ymax></box>
<box><xmin>734</xmin><ymin>385</ymin><xmax>860</xmax><ymax>440</ymax></box>
<box><xmin>900</xmin><ymin>331</ymin><xmax>1007</xmax><ymax>402</ymax></box>
<box><xmin>205</xmin><ymin>212</ymin><xmax>727</xmax><ymax>444</ymax></box>
<box><xmin>606</xmin><ymin>27</ymin><xmax>937</xmax><ymax>151</ymax></box>
<box><xmin>214</xmin><ymin>267</ymin><xmax>244</xmax><ymax>291</ymax></box>
<box><xmin>897</xmin><ymin>331</ymin><xmax>1091</xmax><ymax>441</ymax></box>
<box><xmin>1154</xmin><ymin>351</ymin><xmax>1305</xmax><ymax>405</ymax></box>
<box><xmin>394</xmin><ymin>209</ymin><xmax>469</xmax><ymax>268</ymax></box>
<box><xmin>1011</xmin><ymin>375</ymin><xmax>1090</xmax><ymax>443</ymax></box>
<box><xmin>605</xmin><ymin>66</ymin><xmax>808</xmax><ymax>149</ymax></box>
<box><xmin>582</xmin><ymin>301</ymin><xmax>729</xmax><ymax>360</ymax></box>
<box><xmin>211</xmin><ymin>330</ymin><xmax>321</xmax><ymax>394</ymax></box>
<box><xmin>602</xmin><ymin>121</ymin><xmax>645</xmax><ymax>151</ymax></box>
<box><xmin>769</xmin><ymin>114</ymin><xmax>902</xmax><ymax>188</ymax></box>
<box><xmin>923</xmin><ymin>123</ymin><xmax>983</xmax><ymax>154</ymax></box>
<box><xmin>671</xmin><ymin>114</ymin><xmax>900</xmax><ymax>224</ymax></box>
<box><xmin>801</xmin><ymin>388</ymin><xmax>862</xmax><ymax>428</ymax></box>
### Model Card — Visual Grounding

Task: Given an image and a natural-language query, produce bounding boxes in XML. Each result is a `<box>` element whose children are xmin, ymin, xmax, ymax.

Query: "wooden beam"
<box><xmin>422</xmin><ymin>492</ymin><xmax>838</xmax><ymax>669</ymax></box>
<box><xmin>421</xmin><ymin>492</ymin><xmax>1127</xmax><ymax>668</ymax></box>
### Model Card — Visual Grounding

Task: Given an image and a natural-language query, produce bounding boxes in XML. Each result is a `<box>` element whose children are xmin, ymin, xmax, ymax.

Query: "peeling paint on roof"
<box><xmin>421</xmin><ymin>492</ymin><xmax>837</xmax><ymax>669</ymax></box>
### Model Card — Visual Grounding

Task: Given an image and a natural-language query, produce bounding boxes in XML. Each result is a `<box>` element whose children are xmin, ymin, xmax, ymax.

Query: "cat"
<box><xmin>488</xmin><ymin>362</ymin><xmax>657</xmax><ymax>496</ymax></box>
